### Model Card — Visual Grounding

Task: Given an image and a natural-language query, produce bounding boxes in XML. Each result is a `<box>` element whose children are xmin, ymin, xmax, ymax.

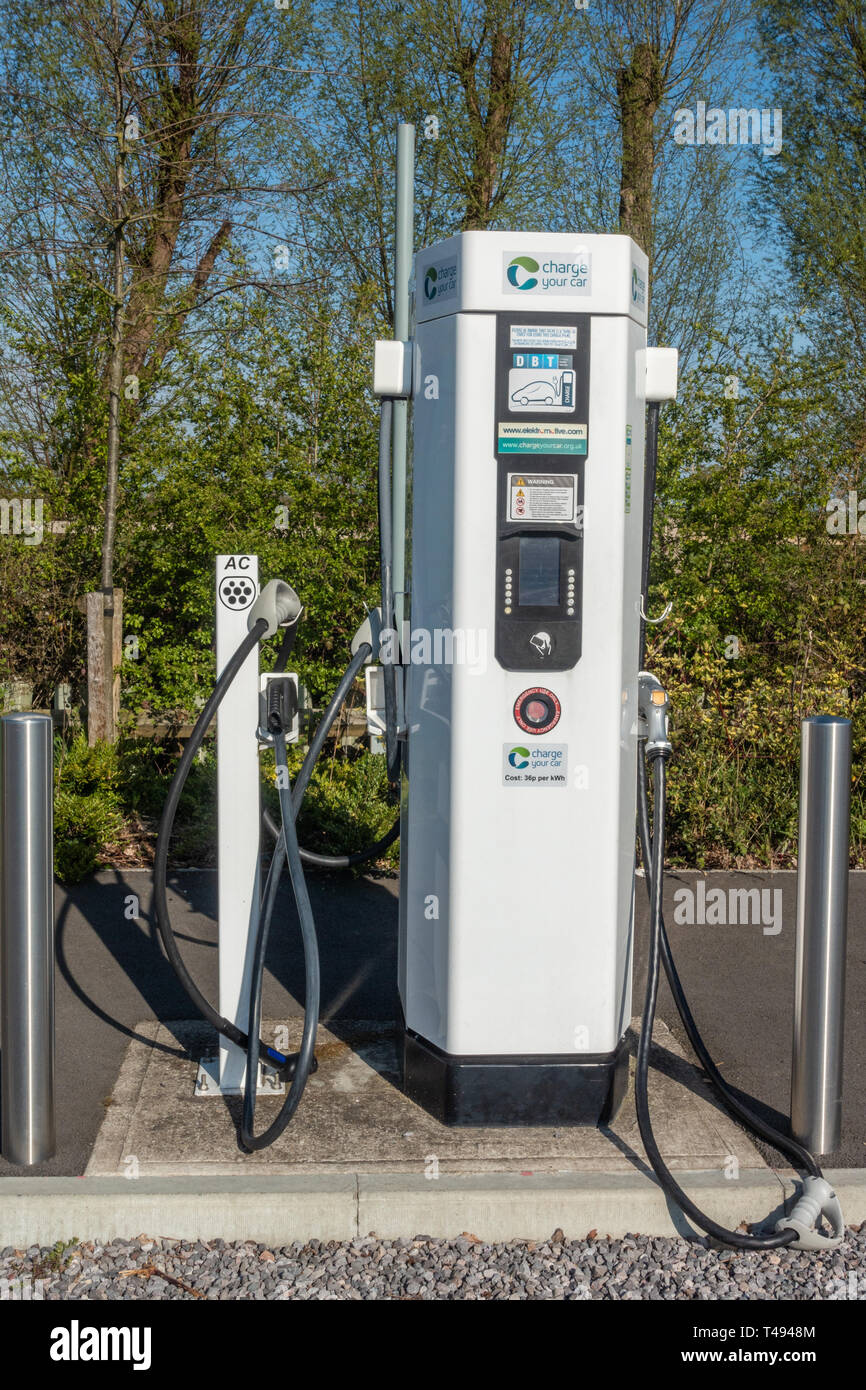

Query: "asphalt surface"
<box><xmin>634</xmin><ymin>870</ymin><xmax>865</xmax><ymax>1171</ymax></box>
<box><xmin>0</xmin><ymin>867</ymin><xmax>863</xmax><ymax>1177</ymax></box>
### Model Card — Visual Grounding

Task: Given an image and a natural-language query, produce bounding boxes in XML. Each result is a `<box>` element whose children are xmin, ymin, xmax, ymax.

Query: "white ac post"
<box><xmin>204</xmin><ymin>553</ymin><xmax>262</xmax><ymax>1094</ymax></box>
<box><xmin>194</xmin><ymin>555</ymin><xmax>299</xmax><ymax>1097</ymax></box>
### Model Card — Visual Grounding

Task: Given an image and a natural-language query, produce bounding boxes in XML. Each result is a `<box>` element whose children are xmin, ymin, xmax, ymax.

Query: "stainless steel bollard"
<box><xmin>791</xmin><ymin>716</ymin><xmax>851</xmax><ymax>1155</ymax></box>
<box><xmin>0</xmin><ymin>712</ymin><xmax>55</xmax><ymax>1164</ymax></box>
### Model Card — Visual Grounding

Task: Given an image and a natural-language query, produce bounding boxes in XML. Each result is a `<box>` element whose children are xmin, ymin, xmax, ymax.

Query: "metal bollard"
<box><xmin>0</xmin><ymin>713</ymin><xmax>55</xmax><ymax>1164</ymax></box>
<box><xmin>791</xmin><ymin>716</ymin><xmax>851</xmax><ymax>1155</ymax></box>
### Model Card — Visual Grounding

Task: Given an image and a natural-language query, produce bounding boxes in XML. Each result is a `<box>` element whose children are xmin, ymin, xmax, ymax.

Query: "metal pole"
<box><xmin>791</xmin><ymin>715</ymin><xmax>851</xmax><ymax>1154</ymax></box>
<box><xmin>392</xmin><ymin>122</ymin><xmax>415</xmax><ymax>636</ymax></box>
<box><xmin>0</xmin><ymin>713</ymin><xmax>55</xmax><ymax>1165</ymax></box>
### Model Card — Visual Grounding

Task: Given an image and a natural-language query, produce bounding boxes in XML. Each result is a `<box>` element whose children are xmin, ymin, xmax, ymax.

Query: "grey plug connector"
<box><xmin>257</xmin><ymin>672</ymin><xmax>300</xmax><ymax>745</ymax></box>
<box><xmin>247</xmin><ymin>579</ymin><xmax>303</xmax><ymax>639</ymax></box>
<box><xmin>266</xmin><ymin>676</ymin><xmax>297</xmax><ymax>734</ymax></box>
<box><xmin>351</xmin><ymin>606</ymin><xmax>384</xmax><ymax>662</ymax></box>
<box><xmin>776</xmin><ymin>1176</ymin><xmax>845</xmax><ymax>1251</ymax></box>
<box><xmin>638</xmin><ymin>671</ymin><xmax>672</xmax><ymax>759</ymax></box>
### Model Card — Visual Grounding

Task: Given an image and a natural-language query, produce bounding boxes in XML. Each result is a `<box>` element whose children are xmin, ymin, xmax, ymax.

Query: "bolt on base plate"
<box><xmin>194</xmin><ymin>1054</ymin><xmax>285</xmax><ymax>1098</ymax></box>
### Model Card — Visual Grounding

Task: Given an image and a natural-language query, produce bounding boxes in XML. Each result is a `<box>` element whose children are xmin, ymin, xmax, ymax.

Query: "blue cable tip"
<box><xmin>265</xmin><ymin>1046</ymin><xmax>288</xmax><ymax>1066</ymax></box>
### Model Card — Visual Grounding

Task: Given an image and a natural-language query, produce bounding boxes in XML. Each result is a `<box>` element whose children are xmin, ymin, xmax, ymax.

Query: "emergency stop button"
<box><xmin>513</xmin><ymin>686</ymin><xmax>561</xmax><ymax>735</ymax></box>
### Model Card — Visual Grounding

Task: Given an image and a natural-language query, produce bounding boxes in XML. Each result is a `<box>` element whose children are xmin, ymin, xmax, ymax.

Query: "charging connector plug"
<box><xmin>258</xmin><ymin>673</ymin><xmax>299</xmax><ymax>743</ymax></box>
<box><xmin>638</xmin><ymin>671</ymin><xmax>672</xmax><ymax>762</ymax></box>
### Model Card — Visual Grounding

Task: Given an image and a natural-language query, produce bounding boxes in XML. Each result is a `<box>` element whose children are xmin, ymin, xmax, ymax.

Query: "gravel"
<box><xmin>1</xmin><ymin>1225</ymin><xmax>864</xmax><ymax>1300</ymax></box>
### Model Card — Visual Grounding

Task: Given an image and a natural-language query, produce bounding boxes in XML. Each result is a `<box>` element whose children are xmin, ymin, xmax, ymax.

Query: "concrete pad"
<box><xmin>16</xmin><ymin>869</ymin><xmax>862</xmax><ymax>1179</ymax></box>
<box><xmin>86</xmin><ymin>1017</ymin><xmax>769</xmax><ymax>1180</ymax></box>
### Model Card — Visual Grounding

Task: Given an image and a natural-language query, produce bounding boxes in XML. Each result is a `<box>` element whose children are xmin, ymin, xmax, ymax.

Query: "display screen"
<box><xmin>519</xmin><ymin>537</ymin><xmax>560</xmax><ymax>606</ymax></box>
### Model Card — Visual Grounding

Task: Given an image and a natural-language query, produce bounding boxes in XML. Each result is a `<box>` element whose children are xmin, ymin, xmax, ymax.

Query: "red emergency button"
<box><xmin>513</xmin><ymin>686</ymin><xmax>561</xmax><ymax>735</ymax></box>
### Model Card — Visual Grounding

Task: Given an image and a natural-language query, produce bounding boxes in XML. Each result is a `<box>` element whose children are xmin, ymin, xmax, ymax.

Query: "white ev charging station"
<box><xmin>392</xmin><ymin>232</ymin><xmax>671</xmax><ymax>1124</ymax></box>
<box><xmin>153</xmin><ymin>219</ymin><xmax>844</xmax><ymax>1250</ymax></box>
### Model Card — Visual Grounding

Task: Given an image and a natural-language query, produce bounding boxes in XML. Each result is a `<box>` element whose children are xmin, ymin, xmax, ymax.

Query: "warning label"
<box><xmin>503</xmin><ymin>743</ymin><xmax>568</xmax><ymax>787</ymax></box>
<box><xmin>508</xmin><ymin>473</ymin><xmax>577</xmax><ymax>523</ymax></box>
<box><xmin>498</xmin><ymin>421</ymin><xmax>587</xmax><ymax>455</ymax></box>
<box><xmin>509</xmin><ymin>325</ymin><xmax>578</xmax><ymax>350</ymax></box>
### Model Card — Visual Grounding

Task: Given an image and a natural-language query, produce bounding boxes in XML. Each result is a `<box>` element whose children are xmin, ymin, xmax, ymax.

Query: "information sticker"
<box><xmin>497</xmin><ymin>421</ymin><xmax>587</xmax><ymax>455</ymax></box>
<box><xmin>508</xmin><ymin>473</ymin><xmax>577</xmax><ymax>523</ymax></box>
<box><xmin>503</xmin><ymin>743</ymin><xmax>568</xmax><ymax>787</ymax></box>
<box><xmin>509</xmin><ymin>325</ymin><xmax>577</xmax><ymax>351</ymax></box>
<box><xmin>508</xmin><ymin>367</ymin><xmax>575</xmax><ymax>414</ymax></box>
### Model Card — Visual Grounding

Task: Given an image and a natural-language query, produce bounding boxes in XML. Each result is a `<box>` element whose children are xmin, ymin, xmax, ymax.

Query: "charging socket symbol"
<box><xmin>218</xmin><ymin>574</ymin><xmax>256</xmax><ymax>610</ymax></box>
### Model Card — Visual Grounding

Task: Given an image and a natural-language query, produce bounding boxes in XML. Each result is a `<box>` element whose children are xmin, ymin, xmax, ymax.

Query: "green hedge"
<box><xmin>52</xmin><ymin>729</ymin><xmax>397</xmax><ymax>884</ymax></box>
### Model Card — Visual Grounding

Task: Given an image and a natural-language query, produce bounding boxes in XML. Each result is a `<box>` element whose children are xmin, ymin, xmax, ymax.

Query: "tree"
<box><xmin>757</xmin><ymin>0</ymin><xmax>866</xmax><ymax>445</ymax></box>
<box><xmin>650</xmin><ymin>328</ymin><xmax>865</xmax><ymax>864</ymax></box>
<box><xmin>288</xmin><ymin>0</ymin><xmax>576</xmax><ymax>326</ymax></box>
<box><xmin>570</xmin><ymin>0</ymin><xmax>747</xmax><ymax>352</ymax></box>
<box><xmin>0</xmin><ymin>0</ymin><xmax>310</xmax><ymax>733</ymax></box>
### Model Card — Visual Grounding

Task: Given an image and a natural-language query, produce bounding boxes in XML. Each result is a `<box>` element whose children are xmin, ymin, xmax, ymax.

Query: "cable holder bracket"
<box><xmin>639</xmin><ymin>595</ymin><xmax>673</xmax><ymax>626</ymax></box>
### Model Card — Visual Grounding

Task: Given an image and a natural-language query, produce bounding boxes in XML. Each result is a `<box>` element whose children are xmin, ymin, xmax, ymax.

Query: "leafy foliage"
<box><xmin>0</xmin><ymin>3</ymin><xmax>864</xmax><ymax>878</ymax></box>
<box><xmin>649</xmin><ymin>336</ymin><xmax>865</xmax><ymax>865</ymax></box>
